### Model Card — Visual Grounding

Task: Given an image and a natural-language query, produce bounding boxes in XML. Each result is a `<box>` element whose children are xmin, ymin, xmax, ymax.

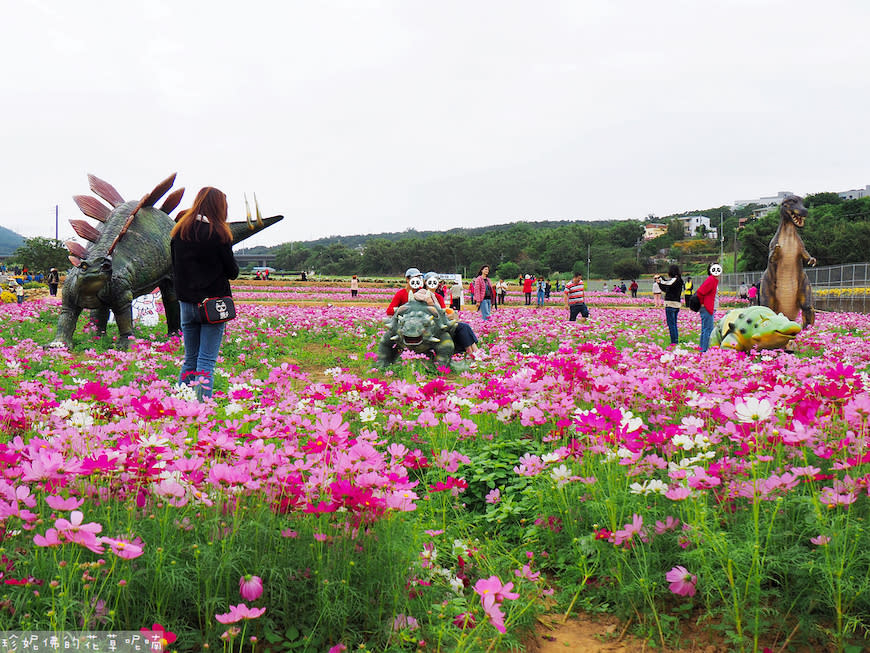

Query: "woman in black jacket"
<box><xmin>658</xmin><ymin>264</ymin><xmax>685</xmax><ymax>346</ymax></box>
<box><xmin>170</xmin><ymin>187</ymin><xmax>239</xmax><ymax>398</ymax></box>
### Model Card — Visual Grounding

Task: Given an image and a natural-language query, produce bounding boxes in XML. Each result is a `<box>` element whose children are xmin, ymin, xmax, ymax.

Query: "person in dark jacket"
<box><xmin>170</xmin><ymin>187</ymin><xmax>239</xmax><ymax>398</ymax></box>
<box><xmin>47</xmin><ymin>268</ymin><xmax>60</xmax><ymax>296</ymax></box>
<box><xmin>658</xmin><ymin>265</ymin><xmax>684</xmax><ymax>345</ymax></box>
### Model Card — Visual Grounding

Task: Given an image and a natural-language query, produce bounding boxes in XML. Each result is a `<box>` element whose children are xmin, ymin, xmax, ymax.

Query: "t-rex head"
<box><xmin>781</xmin><ymin>195</ymin><xmax>808</xmax><ymax>228</ymax></box>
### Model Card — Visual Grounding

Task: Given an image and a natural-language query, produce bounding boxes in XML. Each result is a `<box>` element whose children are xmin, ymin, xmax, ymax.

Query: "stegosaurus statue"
<box><xmin>49</xmin><ymin>173</ymin><xmax>282</xmax><ymax>349</ymax></box>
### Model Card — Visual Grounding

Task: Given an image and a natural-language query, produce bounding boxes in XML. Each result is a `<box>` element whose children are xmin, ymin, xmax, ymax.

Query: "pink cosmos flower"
<box><xmin>33</xmin><ymin>528</ymin><xmax>62</xmax><ymax>548</ymax></box>
<box><xmin>665</xmin><ymin>486</ymin><xmax>692</xmax><ymax>500</ymax></box>
<box><xmin>239</xmin><ymin>574</ymin><xmax>263</xmax><ymax>601</ymax></box>
<box><xmin>655</xmin><ymin>516</ymin><xmax>680</xmax><ymax>535</ymax></box>
<box><xmin>810</xmin><ymin>535</ymin><xmax>831</xmax><ymax>546</ymax></box>
<box><xmin>514</xmin><ymin>564</ymin><xmax>541</xmax><ymax>582</ymax></box>
<box><xmin>102</xmin><ymin>537</ymin><xmax>145</xmax><ymax>560</ymax></box>
<box><xmin>215</xmin><ymin>603</ymin><xmax>267</xmax><ymax>624</ymax></box>
<box><xmin>474</xmin><ymin>575</ymin><xmax>519</xmax><ymax>634</ymax></box>
<box><xmin>612</xmin><ymin>514</ymin><xmax>645</xmax><ymax>547</ymax></box>
<box><xmin>485</xmin><ymin>488</ymin><xmax>501</xmax><ymax>504</ymax></box>
<box><xmin>665</xmin><ymin>566</ymin><xmax>697</xmax><ymax>597</ymax></box>
<box><xmin>45</xmin><ymin>495</ymin><xmax>84</xmax><ymax>511</ymax></box>
<box><xmin>54</xmin><ymin>510</ymin><xmax>103</xmax><ymax>553</ymax></box>
<box><xmin>392</xmin><ymin>614</ymin><xmax>419</xmax><ymax>631</ymax></box>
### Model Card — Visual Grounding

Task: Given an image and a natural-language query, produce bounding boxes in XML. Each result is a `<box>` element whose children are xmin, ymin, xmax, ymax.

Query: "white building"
<box><xmin>838</xmin><ymin>185</ymin><xmax>870</xmax><ymax>200</ymax></box>
<box><xmin>733</xmin><ymin>191</ymin><xmax>794</xmax><ymax>209</ymax></box>
<box><xmin>679</xmin><ymin>215</ymin><xmax>718</xmax><ymax>240</ymax></box>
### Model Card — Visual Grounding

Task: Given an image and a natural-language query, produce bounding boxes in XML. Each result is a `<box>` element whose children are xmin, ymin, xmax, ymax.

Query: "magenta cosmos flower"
<box><xmin>665</xmin><ymin>566</ymin><xmax>697</xmax><ymax>597</ymax></box>
<box><xmin>239</xmin><ymin>574</ymin><xmax>264</xmax><ymax>601</ymax></box>
<box><xmin>215</xmin><ymin>603</ymin><xmax>266</xmax><ymax>624</ymax></box>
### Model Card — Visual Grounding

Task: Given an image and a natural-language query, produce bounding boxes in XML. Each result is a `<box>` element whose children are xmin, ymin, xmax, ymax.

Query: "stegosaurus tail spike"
<box><xmin>254</xmin><ymin>192</ymin><xmax>264</xmax><ymax>227</ymax></box>
<box><xmin>73</xmin><ymin>195</ymin><xmax>111</xmax><ymax>222</ymax></box>
<box><xmin>69</xmin><ymin>219</ymin><xmax>102</xmax><ymax>243</ymax></box>
<box><xmin>142</xmin><ymin>172</ymin><xmax>177</xmax><ymax>207</ymax></box>
<box><xmin>160</xmin><ymin>187</ymin><xmax>185</xmax><ymax>214</ymax></box>
<box><xmin>65</xmin><ymin>240</ymin><xmax>88</xmax><ymax>260</ymax></box>
<box><xmin>87</xmin><ymin>174</ymin><xmax>125</xmax><ymax>207</ymax></box>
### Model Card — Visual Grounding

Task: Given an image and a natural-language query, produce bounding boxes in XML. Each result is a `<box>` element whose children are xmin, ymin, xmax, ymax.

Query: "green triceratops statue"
<box><xmin>49</xmin><ymin>173</ymin><xmax>282</xmax><ymax>349</ymax></box>
<box><xmin>711</xmin><ymin>306</ymin><xmax>801</xmax><ymax>352</ymax></box>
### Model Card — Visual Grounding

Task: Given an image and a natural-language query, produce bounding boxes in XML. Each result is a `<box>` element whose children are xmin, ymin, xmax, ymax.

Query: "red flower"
<box><xmin>141</xmin><ymin>623</ymin><xmax>177</xmax><ymax>648</ymax></box>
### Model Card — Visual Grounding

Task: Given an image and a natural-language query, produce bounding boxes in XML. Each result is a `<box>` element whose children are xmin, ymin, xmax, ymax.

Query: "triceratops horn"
<box><xmin>160</xmin><ymin>187</ymin><xmax>185</xmax><ymax>214</ymax></box>
<box><xmin>390</xmin><ymin>335</ymin><xmax>400</xmax><ymax>341</ymax></box>
<box><xmin>73</xmin><ymin>195</ymin><xmax>111</xmax><ymax>222</ymax></box>
<box><xmin>87</xmin><ymin>174</ymin><xmax>125</xmax><ymax>207</ymax></box>
<box><xmin>427</xmin><ymin>337</ymin><xmax>441</xmax><ymax>343</ymax></box>
<box><xmin>245</xmin><ymin>194</ymin><xmax>253</xmax><ymax>229</ymax></box>
<box><xmin>142</xmin><ymin>173</ymin><xmax>177</xmax><ymax>207</ymax></box>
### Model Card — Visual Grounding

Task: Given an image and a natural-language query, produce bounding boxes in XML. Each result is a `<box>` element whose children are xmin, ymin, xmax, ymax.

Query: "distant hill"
<box><xmin>236</xmin><ymin>218</ymin><xmax>627</xmax><ymax>255</ymax></box>
<box><xmin>0</xmin><ymin>226</ymin><xmax>24</xmax><ymax>256</ymax></box>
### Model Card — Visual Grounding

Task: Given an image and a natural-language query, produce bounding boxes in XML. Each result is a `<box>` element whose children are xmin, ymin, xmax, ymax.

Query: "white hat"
<box><xmin>404</xmin><ymin>267</ymin><xmax>421</xmax><ymax>278</ymax></box>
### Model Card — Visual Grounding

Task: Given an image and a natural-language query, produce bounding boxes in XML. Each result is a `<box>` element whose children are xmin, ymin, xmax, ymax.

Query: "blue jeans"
<box><xmin>478</xmin><ymin>299</ymin><xmax>492</xmax><ymax>321</ymax></box>
<box><xmin>536</xmin><ymin>290</ymin><xmax>545</xmax><ymax>307</ymax></box>
<box><xmin>665</xmin><ymin>306</ymin><xmax>680</xmax><ymax>344</ymax></box>
<box><xmin>699</xmin><ymin>307</ymin><xmax>714</xmax><ymax>352</ymax></box>
<box><xmin>179</xmin><ymin>301</ymin><xmax>226</xmax><ymax>397</ymax></box>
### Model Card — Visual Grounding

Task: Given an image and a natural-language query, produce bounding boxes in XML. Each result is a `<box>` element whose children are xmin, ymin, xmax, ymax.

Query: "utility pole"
<box><xmin>55</xmin><ymin>205</ymin><xmax>59</xmax><ymax>241</ymax></box>
<box><xmin>732</xmin><ymin>227</ymin><xmax>738</xmax><ymax>275</ymax></box>
<box><xmin>719</xmin><ymin>211</ymin><xmax>724</xmax><ymax>266</ymax></box>
<box><xmin>587</xmin><ymin>243</ymin><xmax>591</xmax><ymax>279</ymax></box>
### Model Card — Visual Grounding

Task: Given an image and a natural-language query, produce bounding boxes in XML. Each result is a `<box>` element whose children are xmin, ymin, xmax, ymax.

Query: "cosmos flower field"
<box><xmin>0</xmin><ymin>289</ymin><xmax>868</xmax><ymax>652</ymax></box>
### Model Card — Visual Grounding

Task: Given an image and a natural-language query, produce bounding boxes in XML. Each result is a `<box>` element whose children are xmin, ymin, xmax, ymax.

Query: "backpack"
<box><xmin>686</xmin><ymin>293</ymin><xmax>701</xmax><ymax>312</ymax></box>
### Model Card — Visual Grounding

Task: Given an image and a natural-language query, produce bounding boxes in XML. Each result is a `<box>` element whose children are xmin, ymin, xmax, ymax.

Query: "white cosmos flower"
<box><xmin>734</xmin><ymin>397</ymin><xmax>773</xmax><ymax>423</ymax></box>
<box><xmin>359</xmin><ymin>407</ymin><xmax>378</xmax><ymax>422</ymax></box>
<box><xmin>225</xmin><ymin>402</ymin><xmax>245</xmax><ymax>415</ymax></box>
<box><xmin>551</xmin><ymin>464</ymin><xmax>571</xmax><ymax>487</ymax></box>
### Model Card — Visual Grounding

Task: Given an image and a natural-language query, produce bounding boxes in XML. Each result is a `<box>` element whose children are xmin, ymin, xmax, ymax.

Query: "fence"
<box><xmin>721</xmin><ymin>263</ymin><xmax>870</xmax><ymax>314</ymax></box>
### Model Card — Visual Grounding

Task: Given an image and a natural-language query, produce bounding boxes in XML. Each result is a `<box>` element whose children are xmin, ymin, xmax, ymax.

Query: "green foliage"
<box><xmin>613</xmin><ymin>258</ymin><xmax>642</xmax><ymax>281</ymax></box>
<box><xmin>495</xmin><ymin>261</ymin><xmax>519</xmax><ymax>281</ymax></box>
<box><xmin>804</xmin><ymin>192</ymin><xmax>842</xmax><ymax>207</ymax></box>
<box><xmin>10</xmin><ymin>237</ymin><xmax>71</xmax><ymax>273</ymax></box>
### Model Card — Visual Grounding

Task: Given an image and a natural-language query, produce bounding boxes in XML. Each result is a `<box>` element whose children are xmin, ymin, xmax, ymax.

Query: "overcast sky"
<box><xmin>2</xmin><ymin>0</ymin><xmax>869</xmax><ymax>250</ymax></box>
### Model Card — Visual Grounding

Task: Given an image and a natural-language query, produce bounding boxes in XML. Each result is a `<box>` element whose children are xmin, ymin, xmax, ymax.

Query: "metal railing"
<box><xmin>721</xmin><ymin>263</ymin><xmax>870</xmax><ymax>292</ymax></box>
<box><xmin>721</xmin><ymin>263</ymin><xmax>870</xmax><ymax>314</ymax></box>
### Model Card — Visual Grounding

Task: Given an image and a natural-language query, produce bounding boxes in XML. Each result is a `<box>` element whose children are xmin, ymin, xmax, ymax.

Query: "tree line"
<box><xmin>7</xmin><ymin>195</ymin><xmax>869</xmax><ymax>281</ymax></box>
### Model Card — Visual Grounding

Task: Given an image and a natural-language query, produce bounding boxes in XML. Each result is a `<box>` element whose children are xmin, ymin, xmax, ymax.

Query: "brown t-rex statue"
<box><xmin>759</xmin><ymin>194</ymin><xmax>816</xmax><ymax>328</ymax></box>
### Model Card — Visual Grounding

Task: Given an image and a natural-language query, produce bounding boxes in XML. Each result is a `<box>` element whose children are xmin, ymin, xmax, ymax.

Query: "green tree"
<box><xmin>804</xmin><ymin>192</ymin><xmax>842</xmax><ymax>208</ymax></box>
<box><xmin>667</xmin><ymin>220</ymin><xmax>685</xmax><ymax>240</ymax></box>
<box><xmin>494</xmin><ymin>261</ymin><xmax>519</xmax><ymax>281</ymax></box>
<box><xmin>613</xmin><ymin>258</ymin><xmax>642</xmax><ymax>280</ymax></box>
<box><xmin>11</xmin><ymin>237</ymin><xmax>71</xmax><ymax>273</ymax></box>
<box><xmin>272</xmin><ymin>242</ymin><xmax>311</xmax><ymax>271</ymax></box>
<box><xmin>608</xmin><ymin>221</ymin><xmax>644</xmax><ymax>248</ymax></box>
